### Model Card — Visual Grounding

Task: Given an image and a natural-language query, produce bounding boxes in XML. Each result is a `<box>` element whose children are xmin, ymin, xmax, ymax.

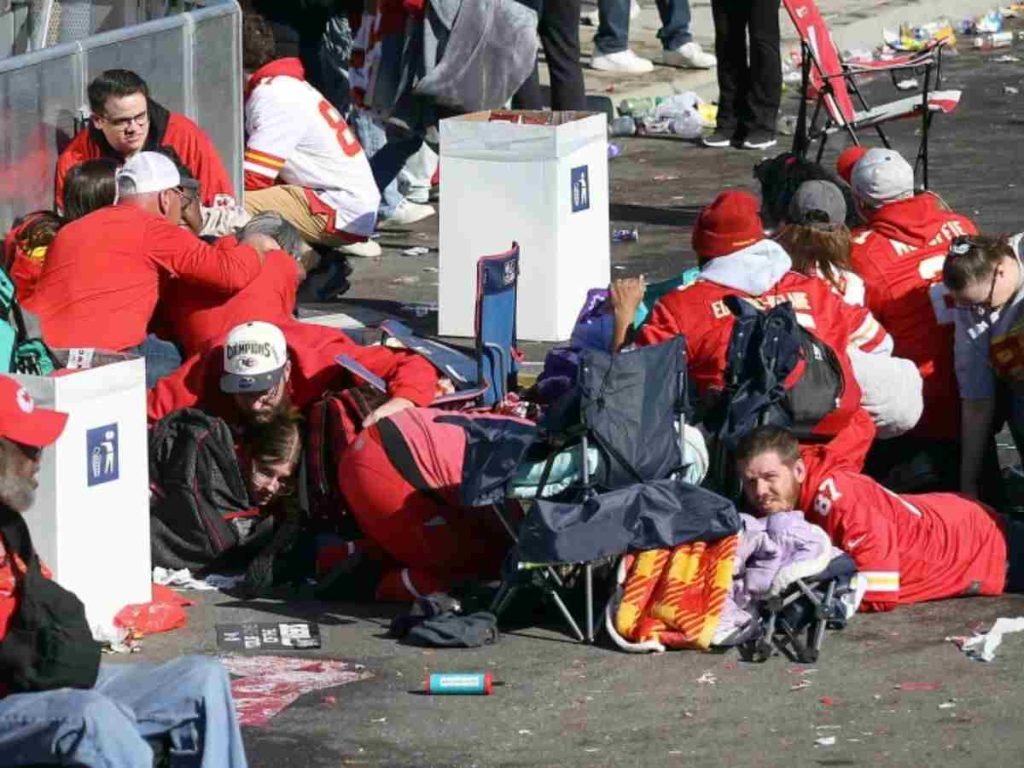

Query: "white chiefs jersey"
<box><xmin>244</xmin><ymin>64</ymin><xmax>380</xmax><ymax>237</ymax></box>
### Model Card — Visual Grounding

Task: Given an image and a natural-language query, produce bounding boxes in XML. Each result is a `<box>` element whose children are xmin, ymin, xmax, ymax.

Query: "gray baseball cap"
<box><xmin>788</xmin><ymin>180</ymin><xmax>847</xmax><ymax>227</ymax></box>
<box><xmin>850</xmin><ymin>148</ymin><xmax>914</xmax><ymax>207</ymax></box>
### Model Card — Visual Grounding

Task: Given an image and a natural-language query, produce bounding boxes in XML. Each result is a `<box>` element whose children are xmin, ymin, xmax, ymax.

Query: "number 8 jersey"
<box><xmin>849</xmin><ymin>191</ymin><xmax>977</xmax><ymax>441</ymax></box>
<box><xmin>244</xmin><ymin>58</ymin><xmax>381</xmax><ymax>238</ymax></box>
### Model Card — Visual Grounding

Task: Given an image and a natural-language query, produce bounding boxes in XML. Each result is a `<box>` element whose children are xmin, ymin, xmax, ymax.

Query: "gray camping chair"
<box><xmin>487</xmin><ymin>336</ymin><xmax>694</xmax><ymax>642</ymax></box>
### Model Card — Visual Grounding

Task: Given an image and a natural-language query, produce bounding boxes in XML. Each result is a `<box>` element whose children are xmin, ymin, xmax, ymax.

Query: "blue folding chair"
<box><xmin>338</xmin><ymin>243</ymin><xmax>521</xmax><ymax>409</ymax></box>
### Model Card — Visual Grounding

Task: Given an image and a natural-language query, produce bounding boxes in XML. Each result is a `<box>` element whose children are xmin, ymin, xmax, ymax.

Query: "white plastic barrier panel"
<box><xmin>15</xmin><ymin>353</ymin><xmax>150</xmax><ymax>634</ymax></box>
<box><xmin>439</xmin><ymin>111</ymin><xmax>610</xmax><ymax>342</ymax></box>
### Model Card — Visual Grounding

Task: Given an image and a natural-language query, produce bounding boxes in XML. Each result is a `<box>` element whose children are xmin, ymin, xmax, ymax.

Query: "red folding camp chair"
<box><xmin>783</xmin><ymin>0</ymin><xmax>962</xmax><ymax>188</ymax></box>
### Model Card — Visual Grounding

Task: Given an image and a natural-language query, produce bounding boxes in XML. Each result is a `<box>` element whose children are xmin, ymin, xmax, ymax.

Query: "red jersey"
<box><xmin>26</xmin><ymin>206</ymin><xmax>262</xmax><ymax>351</ymax></box>
<box><xmin>638</xmin><ymin>257</ymin><xmax>887</xmax><ymax>438</ymax></box>
<box><xmin>799</xmin><ymin>432</ymin><xmax>1007</xmax><ymax>611</ymax></box>
<box><xmin>147</xmin><ymin>319</ymin><xmax>438</xmax><ymax>423</ymax></box>
<box><xmin>849</xmin><ymin>193</ymin><xmax>977</xmax><ymax>440</ymax></box>
<box><xmin>54</xmin><ymin>102</ymin><xmax>234</xmax><ymax>209</ymax></box>
<box><xmin>152</xmin><ymin>242</ymin><xmax>301</xmax><ymax>357</ymax></box>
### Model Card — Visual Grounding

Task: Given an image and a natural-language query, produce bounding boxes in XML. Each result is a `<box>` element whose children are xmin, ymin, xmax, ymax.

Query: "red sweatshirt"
<box><xmin>849</xmin><ymin>193</ymin><xmax>977</xmax><ymax>440</ymax></box>
<box><xmin>798</xmin><ymin>413</ymin><xmax>1006</xmax><ymax>611</ymax></box>
<box><xmin>147</xmin><ymin>319</ymin><xmax>439</xmax><ymax>423</ymax></box>
<box><xmin>152</xmin><ymin>241</ymin><xmax>301</xmax><ymax>357</ymax></box>
<box><xmin>54</xmin><ymin>105</ymin><xmax>234</xmax><ymax>209</ymax></box>
<box><xmin>26</xmin><ymin>206</ymin><xmax>263</xmax><ymax>351</ymax></box>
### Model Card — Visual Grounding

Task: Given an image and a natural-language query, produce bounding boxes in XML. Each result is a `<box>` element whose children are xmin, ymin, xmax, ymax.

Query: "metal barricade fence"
<box><xmin>0</xmin><ymin>0</ymin><xmax>242</xmax><ymax>233</ymax></box>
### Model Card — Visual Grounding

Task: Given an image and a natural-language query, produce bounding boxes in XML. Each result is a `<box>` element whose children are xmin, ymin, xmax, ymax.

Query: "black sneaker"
<box><xmin>701</xmin><ymin>129</ymin><xmax>734</xmax><ymax>148</ymax></box>
<box><xmin>742</xmin><ymin>130</ymin><xmax>778</xmax><ymax>150</ymax></box>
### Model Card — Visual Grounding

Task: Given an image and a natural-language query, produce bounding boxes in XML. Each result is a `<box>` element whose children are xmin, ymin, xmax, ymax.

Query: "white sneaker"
<box><xmin>591</xmin><ymin>49</ymin><xmax>655</xmax><ymax>74</ymax></box>
<box><xmin>338</xmin><ymin>239</ymin><xmax>382</xmax><ymax>258</ymax></box>
<box><xmin>377</xmin><ymin>199</ymin><xmax>436</xmax><ymax>229</ymax></box>
<box><xmin>583</xmin><ymin>2</ymin><xmax>640</xmax><ymax>26</ymax></box>
<box><xmin>661</xmin><ymin>42</ymin><xmax>716</xmax><ymax>69</ymax></box>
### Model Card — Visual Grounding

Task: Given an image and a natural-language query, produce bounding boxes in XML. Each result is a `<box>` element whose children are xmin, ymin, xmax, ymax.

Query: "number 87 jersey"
<box><xmin>848</xmin><ymin>192</ymin><xmax>978</xmax><ymax>442</ymax></box>
<box><xmin>244</xmin><ymin>59</ymin><xmax>381</xmax><ymax>238</ymax></box>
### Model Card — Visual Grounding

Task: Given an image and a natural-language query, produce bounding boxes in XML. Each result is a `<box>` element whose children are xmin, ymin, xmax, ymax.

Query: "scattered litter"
<box><xmin>585</xmin><ymin>748</ymin><xmax>600</xmax><ymax>753</ymax></box>
<box><xmin>517</xmin><ymin>729</ymin><xmax>533</xmax><ymax>735</ymax></box>
<box><xmin>1005</xmin><ymin>85</ymin><xmax>1020</xmax><ymax>94</ymax></box>
<box><xmin>696</xmin><ymin>671</ymin><xmax>717</xmax><ymax>685</ymax></box>
<box><xmin>683</xmin><ymin>711</ymin><xmax>694</xmax><ymax>718</ymax></box>
<box><xmin>896</xmin><ymin>78</ymin><xmax>919</xmax><ymax>91</ymax></box>
<box><xmin>222</xmin><ymin>656</ymin><xmax>373</xmax><ymax>727</ymax></box>
<box><xmin>613</xmin><ymin>265</ymin><xmax>626</xmax><ymax>270</ymax></box>
<box><xmin>894</xmin><ymin>682</ymin><xmax>943</xmax><ymax>691</ymax></box>
<box><xmin>820</xmin><ymin>696</ymin><xmax>834</xmax><ymax>707</ymax></box>
<box><xmin>787</xmin><ymin>667</ymin><xmax>818</xmax><ymax>675</ymax></box>
<box><xmin>401</xmin><ymin>246</ymin><xmax>430</xmax><ymax>257</ymax></box>
<box><xmin>790</xmin><ymin>680</ymin><xmax>813</xmax><ymax>691</ymax></box>
<box><xmin>608</xmin><ymin>143</ymin><xmax>623</xmax><ymax>160</ymax></box>
<box><xmin>653</xmin><ymin>174</ymin><xmax>680</xmax><ymax>181</ymax></box>
<box><xmin>815</xmin><ymin>736</ymin><xmax>836</xmax><ymax>747</ymax></box>
<box><xmin>612</xmin><ymin>227</ymin><xmax>639</xmax><ymax>243</ymax></box>
<box><xmin>422</xmin><ymin>266</ymin><xmax>439</xmax><ymax>273</ymax></box>
<box><xmin>217</xmin><ymin>622</ymin><xmax>321</xmax><ymax>651</ymax></box>
<box><xmin>391</xmin><ymin>275</ymin><xmax>420</xmax><ymax>285</ymax></box>
<box><xmin>815</xmin><ymin>725</ymin><xmax>841</xmax><ymax>730</ymax></box>
<box><xmin>610</xmin><ymin>116</ymin><xmax>635</xmax><ymax>137</ymax></box>
<box><xmin>948</xmin><ymin>616</ymin><xmax>1024</xmax><ymax>661</ymax></box>
<box><xmin>322</xmin><ymin>695</ymin><xmax>337</xmax><ymax>705</ymax></box>
<box><xmin>400</xmin><ymin>302</ymin><xmax>438</xmax><ymax>317</ymax></box>
<box><xmin>976</xmin><ymin>31</ymin><xmax>1014</xmax><ymax>49</ymax></box>
<box><xmin>371</xmin><ymin>717</ymin><xmax>387</xmax><ymax>723</ymax></box>
<box><xmin>994</xmin><ymin>54</ymin><xmax>1022</xmax><ymax>62</ymax></box>
<box><xmin>939</xmin><ymin>700</ymin><xmax>957</xmax><ymax>709</ymax></box>
<box><xmin>153</xmin><ymin>566</ymin><xmax>244</xmax><ymax>592</ymax></box>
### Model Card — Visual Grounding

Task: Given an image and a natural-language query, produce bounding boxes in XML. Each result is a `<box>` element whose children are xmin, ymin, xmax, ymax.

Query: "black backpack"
<box><xmin>707</xmin><ymin>297</ymin><xmax>844</xmax><ymax>489</ymax></box>
<box><xmin>149</xmin><ymin>409</ymin><xmax>255</xmax><ymax>571</ymax></box>
<box><xmin>0</xmin><ymin>504</ymin><xmax>101</xmax><ymax>692</ymax></box>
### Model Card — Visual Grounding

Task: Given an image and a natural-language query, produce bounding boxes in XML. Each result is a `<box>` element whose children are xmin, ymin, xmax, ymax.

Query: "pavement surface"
<box><xmin>150</xmin><ymin>13</ymin><xmax>1024</xmax><ymax>768</ymax></box>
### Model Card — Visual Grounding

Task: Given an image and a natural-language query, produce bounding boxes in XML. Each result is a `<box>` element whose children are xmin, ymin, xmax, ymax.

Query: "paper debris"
<box><xmin>815</xmin><ymin>736</ymin><xmax>836</xmax><ymax>746</ymax></box>
<box><xmin>894</xmin><ymin>682</ymin><xmax>943</xmax><ymax>692</ymax></box>
<box><xmin>938</xmin><ymin>700</ymin><xmax>957</xmax><ymax>710</ymax></box>
<box><xmin>896</xmin><ymin>78</ymin><xmax>919</xmax><ymax>91</ymax></box>
<box><xmin>696</xmin><ymin>671</ymin><xmax>717</xmax><ymax>685</ymax></box>
<box><xmin>790</xmin><ymin>680</ymin><xmax>813</xmax><ymax>691</ymax></box>
<box><xmin>402</xmin><ymin>246</ymin><xmax>430</xmax><ymax>257</ymax></box>
<box><xmin>949</xmin><ymin>616</ymin><xmax>1024</xmax><ymax>661</ymax></box>
<box><xmin>518</xmin><ymin>729</ymin><xmax>533</xmax><ymax>736</ymax></box>
<box><xmin>994</xmin><ymin>54</ymin><xmax>1022</xmax><ymax>62</ymax></box>
<box><xmin>1005</xmin><ymin>85</ymin><xmax>1020</xmax><ymax>95</ymax></box>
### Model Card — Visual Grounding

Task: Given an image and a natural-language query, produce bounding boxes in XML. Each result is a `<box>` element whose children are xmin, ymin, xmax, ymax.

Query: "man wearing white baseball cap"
<box><xmin>847</xmin><ymin>147</ymin><xmax>978</xmax><ymax>487</ymax></box>
<box><xmin>148</xmin><ymin>319</ymin><xmax>439</xmax><ymax>428</ymax></box>
<box><xmin>0</xmin><ymin>375</ymin><xmax>249</xmax><ymax>766</ymax></box>
<box><xmin>27</xmin><ymin>152</ymin><xmax>279</xmax><ymax>388</ymax></box>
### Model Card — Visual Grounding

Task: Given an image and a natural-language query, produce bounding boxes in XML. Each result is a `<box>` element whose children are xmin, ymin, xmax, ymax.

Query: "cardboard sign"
<box><xmin>216</xmin><ymin>622</ymin><xmax>322</xmax><ymax>651</ymax></box>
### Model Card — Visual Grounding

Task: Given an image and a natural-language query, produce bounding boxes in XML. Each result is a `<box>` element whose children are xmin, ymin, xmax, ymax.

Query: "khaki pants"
<box><xmin>244</xmin><ymin>185</ymin><xmax>349</xmax><ymax>247</ymax></box>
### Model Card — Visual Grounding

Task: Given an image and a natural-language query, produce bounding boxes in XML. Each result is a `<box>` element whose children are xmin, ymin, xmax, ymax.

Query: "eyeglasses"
<box><xmin>955</xmin><ymin>257</ymin><xmax>1003</xmax><ymax>313</ymax></box>
<box><xmin>101</xmin><ymin>109</ymin><xmax>148</xmax><ymax>131</ymax></box>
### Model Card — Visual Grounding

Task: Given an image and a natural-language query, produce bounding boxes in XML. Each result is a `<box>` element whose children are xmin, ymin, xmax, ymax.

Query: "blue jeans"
<box><xmin>594</xmin><ymin>0</ymin><xmax>692</xmax><ymax>54</ymax></box>
<box><xmin>130</xmin><ymin>334</ymin><xmax>183</xmax><ymax>390</ymax></box>
<box><xmin>350</xmin><ymin>110</ymin><xmax>404</xmax><ymax>218</ymax></box>
<box><xmin>0</xmin><ymin>656</ymin><xmax>247</xmax><ymax>767</ymax></box>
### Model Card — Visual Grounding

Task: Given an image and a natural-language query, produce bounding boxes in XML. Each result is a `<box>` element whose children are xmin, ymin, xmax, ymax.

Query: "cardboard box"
<box><xmin>439</xmin><ymin>110</ymin><xmax>610</xmax><ymax>341</ymax></box>
<box><xmin>14</xmin><ymin>352</ymin><xmax>150</xmax><ymax>634</ymax></box>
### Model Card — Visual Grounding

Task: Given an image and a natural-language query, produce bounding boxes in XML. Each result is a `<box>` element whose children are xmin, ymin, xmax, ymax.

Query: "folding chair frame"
<box><xmin>488</xmin><ymin>358</ymin><xmax>691</xmax><ymax>644</ymax></box>
<box><xmin>791</xmin><ymin>36</ymin><xmax>950</xmax><ymax>189</ymax></box>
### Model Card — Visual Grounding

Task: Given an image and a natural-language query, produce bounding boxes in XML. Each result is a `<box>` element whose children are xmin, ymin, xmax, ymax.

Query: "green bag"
<box><xmin>0</xmin><ymin>264</ymin><xmax>57</xmax><ymax>376</ymax></box>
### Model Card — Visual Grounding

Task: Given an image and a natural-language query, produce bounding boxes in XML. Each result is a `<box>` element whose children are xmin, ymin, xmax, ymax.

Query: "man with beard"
<box><xmin>0</xmin><ymin>375</ymin><xmax>248</xmax><ymax>765</ymax></box>
<box><xmin>147</xmin><ymin>320</ymin><xmax>438</xmax><ymax>428</ymax></box>
<box><xmin>734</xmin><ymin>418</ymin><xmax>1021</xmax><ymax>612</ymax></box>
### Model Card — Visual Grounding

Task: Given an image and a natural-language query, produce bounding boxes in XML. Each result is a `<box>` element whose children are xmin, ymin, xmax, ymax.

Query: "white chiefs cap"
<box><xmin>116</xmin><ymin>151</ymin><xmax>181</xmax><ymax>196</ymax></box>
<box><xmin>220</xmin><ymin>321</ymin><xmax>288</xmax><ymax>394</ymax></box>
<box><xmin>850</xmin><ymin>148</ymin><xmax>914</xmax><ymax>207</ymax></box>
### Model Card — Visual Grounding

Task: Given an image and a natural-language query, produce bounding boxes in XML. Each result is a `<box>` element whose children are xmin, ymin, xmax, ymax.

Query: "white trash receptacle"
<box><xmin>439</xmin><ymin>110</ymin><xmax>610</xmax><ymax>342</ymax></box>
<box><xmin>14</xmin><ymin>352</ymin><xmax>150</xmax><ymax>634</ymax></box>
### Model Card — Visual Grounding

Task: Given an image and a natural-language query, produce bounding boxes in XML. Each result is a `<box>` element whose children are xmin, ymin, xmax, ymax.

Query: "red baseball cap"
<box><xmin>692</xmin><ymin>190</ymin><xmax>765</xmax><ymax>260</ymax></box>
<box><xmin>836</xmin><ymin>145</ymin><xmax>868</xmax><ymax>183</ymax></box>
<box><xmin>0</xmin><ymin>375</ymin><xmax>67</xmax><ymax>448</ymax></box>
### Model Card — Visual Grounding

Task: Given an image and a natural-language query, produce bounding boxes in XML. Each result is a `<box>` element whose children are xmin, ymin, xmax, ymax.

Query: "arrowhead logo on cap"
<box><xmin>16</xmin><ymin>388</ymin><xmax>34</xmax><ymax>414</ymax></box>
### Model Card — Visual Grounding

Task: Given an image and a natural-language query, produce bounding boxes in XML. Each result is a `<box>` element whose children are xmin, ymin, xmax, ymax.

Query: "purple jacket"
<box><xmin>737</xmin><ymin>512</ymin><xmax>833</xmax><ymax>597</ymax></box>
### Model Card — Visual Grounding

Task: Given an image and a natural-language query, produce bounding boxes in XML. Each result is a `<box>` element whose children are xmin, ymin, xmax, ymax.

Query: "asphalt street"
<box><xmin>146</xmin><ymin>24</ymin><xmax>1024</xmax><ymax>768</ymax></box>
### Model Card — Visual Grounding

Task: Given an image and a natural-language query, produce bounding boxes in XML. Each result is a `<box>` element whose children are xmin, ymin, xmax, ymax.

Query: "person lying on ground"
<box><xmin>55</xmin><ymin>68</ymin><xmax>234</xmax><ymax>210</ymax></box>
<box><xmin>776</xmin><ymin>179</ymin><xmax>923</xmax><ymax>439</ymax></box>
<box><xmin>0</xmin><ymin>375</ymin><xmax>249</xmax><ymax>767</ymax></box>
<box><xmin>734</xmin><ymin>419</ymin><xmax>1024</xmax><ymax>612</ymax></box>
<box><xmin>147</xmin><ymin>319</ymin><xmax>438</xmax><ymax>428</ymax></box>
<box><xmin>26</xmin><ymin>152</ymin><xmax>276</xmax><ymax>388</ymax></box>
<box><xmin>242</xmin><ymin>13</ymin><xmax>382</xmax><ymax>258</ymax></box>
<box><xmin>609</xmin><ymin>189</ymin><xmax>889</xmax><ymax>446</ymax></box>
<box><xmin>847</xmin><ymin>147</ymin><xmax>977</xmax><ymax>455</ymax></box>
<box><xmin>943</xmin><ymin>234</ymin><xmax>1024</xmax><ymax>500</ymax></box>
<box><xmin>153</xmin><ymin>212</ymin><xmax>316</xmax><ymax>358</ymax></box>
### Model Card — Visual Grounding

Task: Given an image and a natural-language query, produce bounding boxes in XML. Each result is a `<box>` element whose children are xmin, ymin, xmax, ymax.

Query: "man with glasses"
<box><xmin>847</xmin><ymin>148</ymin><xmax>978</xmax><ymax>490</ymax></box>
<box><xmin>27</xmin><ymin>153</ymin><xmax>277</xmax><ymax>388</ymax></box>
<box><xmin>54</xmin><ymin>69</ymin><xmax>234</xmax><ymax>211</ymax></box>
<box><xmin>943</xmin><ymin>235</ymin><xmax>1024</xmax><ymax>500</ymax></box>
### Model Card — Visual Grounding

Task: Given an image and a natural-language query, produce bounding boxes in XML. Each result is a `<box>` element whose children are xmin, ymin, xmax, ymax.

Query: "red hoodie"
<box><xmin>849</xmin><ymin>193</ymin><xmax>977</xmax><ymax>441</ymax></box>
<box><xmin>798</xmin><ymin>410</ymin><xmax>1006</xmax><ymax>612</ymax></box>
<box><xmin>147</xmin><ymin>319</ymin><xmax>438</xmax><ymax>423</ymax></box>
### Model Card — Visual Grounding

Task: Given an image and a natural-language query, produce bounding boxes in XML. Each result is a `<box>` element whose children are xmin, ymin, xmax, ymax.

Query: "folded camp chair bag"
<box><xmin>516</xmin><ymin>478</ymin><xmax>741</xmax><ymax>564</ymax></box>
<box><xmin>577</xmin><ymin>336</ymin><xmax>687</xmax><ymax>488</ymax></box>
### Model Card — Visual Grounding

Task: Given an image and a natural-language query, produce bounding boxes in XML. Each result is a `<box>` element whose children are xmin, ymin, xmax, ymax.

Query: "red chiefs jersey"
<box><xmin>799</xmin><ymin>437</ymin><xmax>1007</xmax><ymax>611</ymax></box>
<box><xmin>849</xmin><ymin>193</ymin><xmax>977</xmax><ymax>440</ymax></box>
<box><xmin>637</xmin><ymin>268</ymin><xmax>887</xmax><ymax>438</ymax></box>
